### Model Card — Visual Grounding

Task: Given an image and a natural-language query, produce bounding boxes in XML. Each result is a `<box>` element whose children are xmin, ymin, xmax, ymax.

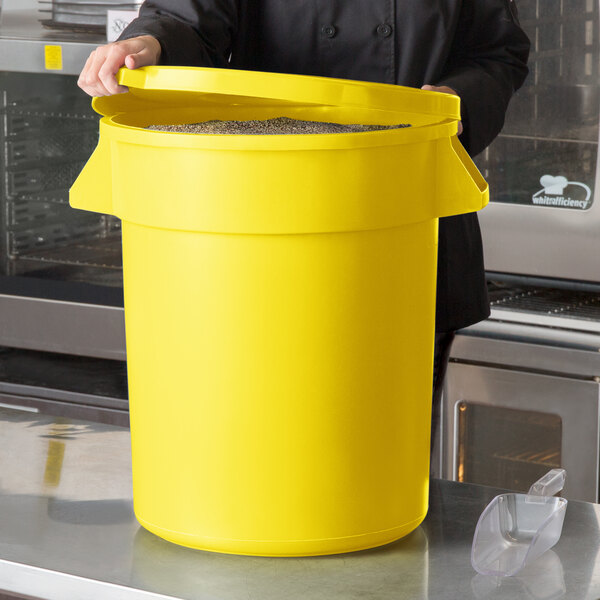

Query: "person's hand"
<box><xmin>421</xmin><ymin>84</ymin><xmax>463</xmax><ymax>135</ymax></box>
<box><xmin>78</xmin><ymin>35</ymin><xmax>162</xmax><ymax>97</ymax></box>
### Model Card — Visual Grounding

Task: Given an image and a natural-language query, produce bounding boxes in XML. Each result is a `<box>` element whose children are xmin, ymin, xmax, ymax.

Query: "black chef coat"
<box><xmin>120</xmin><ymin>0</ymin><xmax>530</xmax><ymax>332</ymax></box>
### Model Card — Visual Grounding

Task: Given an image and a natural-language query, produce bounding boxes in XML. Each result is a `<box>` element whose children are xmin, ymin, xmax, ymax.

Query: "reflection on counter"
<box><xmin>0</xmin><ymin>346</ymin><xmax>128</xmax><ymax>425</ymax></box>
<box><xmin>131</xmin><ymin>526</ymin><xmax>430</xmax><ymax>600</ymax></box>
<box><xmin>2</xmin><ymin>406</ymin><xmax>600</xmax><ymax>599</ymax></box>
<box><xmin>471</xmin><ymin>551</ymin><xmax>566</xmax><ymax>600</ymax></box>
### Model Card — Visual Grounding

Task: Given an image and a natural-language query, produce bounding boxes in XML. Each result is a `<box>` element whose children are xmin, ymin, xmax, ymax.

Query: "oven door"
<box><xmin>476</xmin><ymin>0</ymin><xmax>600</xmax><ymax>284</ymax></box>
<box><xmin>478</xmin><ymin>142</ymin><xmax>600</xmax><ymax>283</ymax></box>
<box><xmin>0</xmin><ymin>69</ymin><xmax>125</xmax><ymax>359</ymax></box>
<box><xmin>441</xmin><ymin>362</ymin><xmax>600</xmax><ymax>502</ymax></box>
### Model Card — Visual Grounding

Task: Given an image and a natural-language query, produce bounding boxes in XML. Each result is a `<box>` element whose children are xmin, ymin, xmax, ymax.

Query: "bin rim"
<box><xmin>92</xmin><ymin>65</ymin><xmax>461</xmax><ymax>121</ymax></box>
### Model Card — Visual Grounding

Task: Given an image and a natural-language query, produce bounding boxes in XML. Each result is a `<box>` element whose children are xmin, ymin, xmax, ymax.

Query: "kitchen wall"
<box><xmin>3</xmin><ymin>0</ymin><xmax>38</xmax><ymax>11</ymax></box>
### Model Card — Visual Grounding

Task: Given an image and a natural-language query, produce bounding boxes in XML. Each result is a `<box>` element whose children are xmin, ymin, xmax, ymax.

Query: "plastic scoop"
<box><xmin>471</xmin><ymin>469</ymin><xmax>568</xmax><ymax>577</ymax></box>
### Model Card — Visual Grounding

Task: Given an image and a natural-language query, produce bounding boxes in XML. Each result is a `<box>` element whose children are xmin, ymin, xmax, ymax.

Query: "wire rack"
<box><xmin>489</xmin><ymin>285</ymin><xmax>600</xmax><ymax>322</ymax></box>
<box><xmin>1</xmin><ymin>73</ymin><xmax>122</xmax><ymax>284</ymax></box>
<box><xmin>38</xmin><ymin>0</ymin><xmax>143</xmax><ymax>32</ymax></box>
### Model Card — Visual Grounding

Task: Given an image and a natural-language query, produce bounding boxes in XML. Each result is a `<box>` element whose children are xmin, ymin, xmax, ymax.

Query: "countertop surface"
<box><xmin>1</xmin><ymin>405</ymin><xmax>599</xmax><ymax>600</ymax></box>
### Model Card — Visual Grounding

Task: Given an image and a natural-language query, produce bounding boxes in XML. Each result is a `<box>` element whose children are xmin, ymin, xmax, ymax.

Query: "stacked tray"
<box><xmin>39</xmin><ymin>0</ymin><xmax>143</xmax><ymax>33</ymax></box>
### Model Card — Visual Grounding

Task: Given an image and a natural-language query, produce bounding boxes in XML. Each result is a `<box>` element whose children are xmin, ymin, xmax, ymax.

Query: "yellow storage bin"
<box><xmin>70</xmin><ymin>66</ymin><xmax>488</xmax><ymax>556</ymax></box>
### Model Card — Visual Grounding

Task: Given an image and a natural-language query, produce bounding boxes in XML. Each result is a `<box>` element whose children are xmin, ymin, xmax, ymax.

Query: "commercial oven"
<box><xmin>0</xmin><ymin>5</ymin><xmax>128</xmax><ymax>424</ymax></box>
<box><xmin>436</xmin><ymin>0</ymin><xmax>600</xmax><ymax>502</ymax></box>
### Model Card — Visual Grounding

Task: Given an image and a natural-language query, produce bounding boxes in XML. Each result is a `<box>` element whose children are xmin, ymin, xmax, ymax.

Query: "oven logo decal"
<box><xmin>532</xmin><ymin>175</ymin><xmax>592</xmax><ymax>210</ymax></box>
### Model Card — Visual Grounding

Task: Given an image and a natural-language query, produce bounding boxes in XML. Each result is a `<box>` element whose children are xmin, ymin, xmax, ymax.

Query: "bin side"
<box><xmin>123</xmin><ymin>218</ymin><xmax>438</xmax><ymax>555</ymax></box>
<box><xmin>106</xmin><ymin>137</ymin><xmax>447</xmax><ymax>234</ymax></box>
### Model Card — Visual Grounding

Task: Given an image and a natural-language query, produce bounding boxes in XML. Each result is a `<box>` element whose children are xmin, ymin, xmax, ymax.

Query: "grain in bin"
<box><xmin>147</xmin><ymin>116</ymin><xmax>411</xmax><ymax>134</ymax></box>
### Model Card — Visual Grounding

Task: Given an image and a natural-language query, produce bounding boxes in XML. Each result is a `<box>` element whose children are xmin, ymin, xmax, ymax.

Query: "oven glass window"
<box><xmin>474</xmin><ymin>0</ymin><xmax>599</xmax><ymax>210</ymax></box>
<box><xmin>0</xmin><ymin>71</ymin><xmax>123</xmax><ymax>289</ymax></box>
<box><xmin>457</xmin><ymin>402</ymin><xmax>562</xmax><ymax>493</ymax></box>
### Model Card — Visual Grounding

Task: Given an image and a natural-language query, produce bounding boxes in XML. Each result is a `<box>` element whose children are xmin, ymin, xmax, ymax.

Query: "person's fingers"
<box><xmin>124</xmin><ymin>38</ymin><xmax>162</xmax><ymax>69</ymax></box>
<box><xmin>78</xmin><ymin>48</ymin><xmax>112</xmax><ymax>97</ymax></box>
<box><xmin>421</xmin><ymin>84</ymin><xmax>458</xmax><ymax>96</ymax></box>
<box><xmin>77</xmin><ymin>37</ymin><xmax>161</xmax><ymax>97</ymax></box>
<box><xmin>88</xmin><ymin>47</ymin><xmax>115</xmax><ymax>96</ymax></box>
<box><xmin>97</xmin><ymin>45</ymin><xmax>131</xmax><ymax>95</ymax></box>
<box><xmin>124</xmin><ymin>49</ymin><xmax>153</xmax><ymax>70</ymax></box>
<box><xmin>77</xmin><ymin>51</ymin><xmax>97</xmax><ymax>96</ymax></box>
<box><xmin>421</xmin><ymin>84</ymin><xmax>463</xmax><ymax>135</ymax></box>
<box><xmin>79</xmin><ymin>47</ymin><xmax>106</xmax><ymax>96</ymax></box>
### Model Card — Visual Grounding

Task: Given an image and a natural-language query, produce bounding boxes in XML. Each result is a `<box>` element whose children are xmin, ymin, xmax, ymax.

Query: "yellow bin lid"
<box><xmin>93</xmin><ymin>66</ymin><xmax>461</xmax><ymax>123</ymax></box>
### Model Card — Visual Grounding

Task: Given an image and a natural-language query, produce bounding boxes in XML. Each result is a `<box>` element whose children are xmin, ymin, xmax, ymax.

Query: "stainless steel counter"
<box><xmin>0</xmin><ymin>406</ymin><xmax>599</xmax><ymax>600</ymax></box>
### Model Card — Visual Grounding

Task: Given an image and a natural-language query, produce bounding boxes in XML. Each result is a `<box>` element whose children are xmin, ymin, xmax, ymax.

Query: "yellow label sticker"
<box><xmin>44</xmin><ymin>45</ymin><xmax>63</xmax><ymax>71</ymax></box>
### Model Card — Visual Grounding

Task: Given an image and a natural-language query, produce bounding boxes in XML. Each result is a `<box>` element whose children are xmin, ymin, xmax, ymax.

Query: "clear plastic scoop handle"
<box><xmin>527</xmin><ymin>469</ymin><xmax>566</xmax><ymax>501</ymax></box>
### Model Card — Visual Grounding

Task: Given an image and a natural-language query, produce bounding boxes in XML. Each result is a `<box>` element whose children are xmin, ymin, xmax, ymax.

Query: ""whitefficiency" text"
<box><xmin>532</xmin><ymin>195</ymin><xmax>589</xmax><ymax>209</ymax></box>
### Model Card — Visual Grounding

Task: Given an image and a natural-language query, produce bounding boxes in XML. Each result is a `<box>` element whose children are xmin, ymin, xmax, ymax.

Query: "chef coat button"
<box><xmin>321</xmin><ymin>25</ymin><xmax>337</xmax><ymax>38</ymax></box>
<box><xmin>376</xmin><ymin>23</ymin><xmax>393</xmax><ymax>38</ymax></box>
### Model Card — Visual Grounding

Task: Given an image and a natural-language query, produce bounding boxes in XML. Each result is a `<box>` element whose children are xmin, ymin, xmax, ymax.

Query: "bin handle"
<box><xmin>435</xmin><ymin>135</ymin><xmax>489</xmax><ymax>218</ymax></box>
<box><xmin>69</xmin><ymin>134</ymin><xmax>113</xmax><ymax>216</ymax></box>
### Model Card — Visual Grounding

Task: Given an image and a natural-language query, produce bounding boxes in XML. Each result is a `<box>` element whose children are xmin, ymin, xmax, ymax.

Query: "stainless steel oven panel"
<box><xmin>0</xmin><ymin>9</ymin><xmax>104</xmax><ymax>75</ymax></box>
<box><xmin>451</xmin><ymin>319</ymin><xmax>600</xmax><ymax>377</ymax></box>
<box><xmin>479</xmin><ymin>192</ymin><xmax>600</xmax><ymax>283</ymax></box>
<box><xmin>0</xmin><ymin>294</ymin><xmax>125</xmax><ymax>359</ymax></box>
<box><xmin>441</xmin><ymin>362</ymin><xmax>600</xmax><ymax>502</ymax></box>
